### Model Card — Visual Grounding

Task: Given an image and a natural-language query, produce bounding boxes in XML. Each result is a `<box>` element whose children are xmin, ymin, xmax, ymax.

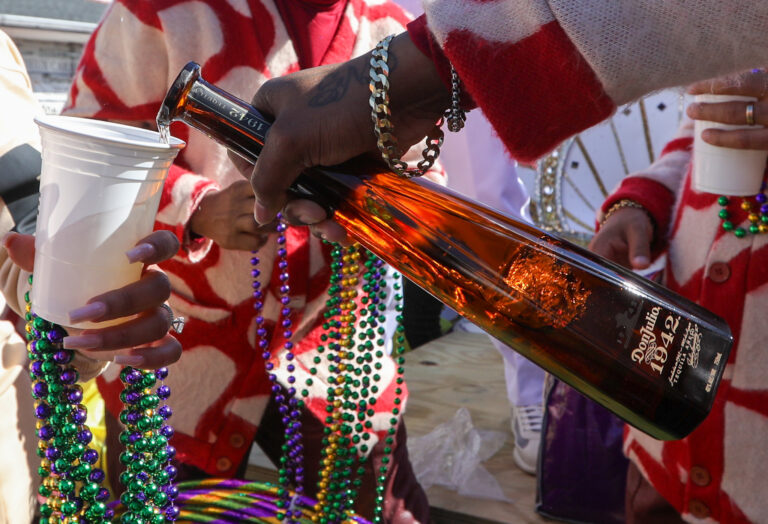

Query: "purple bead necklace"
<box><xmin>252</xmin><ymin>212</ymin><xmax>304</xmax><ymax>522</ymax></box>
<box><xmin>26</xmin><ymin>274</ymin><xmax>179</xmax><ymax>523</ymax></box>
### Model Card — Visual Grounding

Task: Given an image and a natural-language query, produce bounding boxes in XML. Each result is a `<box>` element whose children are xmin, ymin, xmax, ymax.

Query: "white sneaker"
<box><xmin>511</xmin><ymin>404</ymin><xmax>543</xmax><ymax>475</ymax></box>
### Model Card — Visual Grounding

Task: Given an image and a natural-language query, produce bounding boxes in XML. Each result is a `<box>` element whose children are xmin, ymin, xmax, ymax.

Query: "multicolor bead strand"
<box><xmin>373</xmin><ymin>267</ymin><xmax>406</xmax><ymax>524</ymax></box>
<box><xmin>162</xmin><ymin>479</ymin><xmax>372</xmax><ymax>523</ymax></box>
<box><xmin>312</xmin><ymin>247</ymin><xmax>406</xmax><ymax>524</ymax></box>
<box><xmin>252</xmin><ymin>213</ymin><xmax>304</xmax><ymax>523</ymax></box>
<box><xmin>313</xmin><ymin>244</ymin><xmax>361</xmax><ymax>523</ymax></box>
<box><xmin>117</xmin><ymin>366</ymin><xmax>178</xmax><ymax>523</ymax></box>
<box><xmin>25</xmin><ymin>276</ymin><xmax>114</xmax><ymax>524</ymax></box>
<box><xmin>254</xmin><ymin>236</ymin><xmax>407</xmax><ymax>523</ymax></box>
<box><xmin>718</xmin><ymin>184</ymin><xmax>768</xmax><ymax>237</ymax></box>
<box><xmin>357</xmin><ymin>251</ymin><xmax>405</xmax><ymax>524</ymax></box>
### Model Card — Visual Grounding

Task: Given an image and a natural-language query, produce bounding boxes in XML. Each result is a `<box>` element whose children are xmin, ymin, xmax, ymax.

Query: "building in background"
<box><xmin>0</xmin><ymin>0</ymin><xmax>108</xmax><ymax>114</ymax></box>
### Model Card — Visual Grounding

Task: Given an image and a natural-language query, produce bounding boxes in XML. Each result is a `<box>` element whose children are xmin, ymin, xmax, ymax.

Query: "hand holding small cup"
<box><xmin>686</xmin><ymin>70</ymin><xmax>768</xmax><ymax>195</ymax></box>
<box><xmin>687</xmin><ymin>70</ymin><xmax>768</xmax><ymax>150</ymax></box>
<box><xmin>4</xmin><ymin>230</ymin><xmax>182</xmax><ymax>369</ymax></box>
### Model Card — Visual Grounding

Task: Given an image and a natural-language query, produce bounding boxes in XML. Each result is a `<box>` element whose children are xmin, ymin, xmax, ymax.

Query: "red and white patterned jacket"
<box><xmin>63</xmin><ymin>0</ymin><xmax>430</xmax><ymax>477</ymax></box>
<box><xmin>413</xmin><ymin>0</ymin><xmax>768</xmax><ymax>163</ymax></box>
<box><xmin>601</xmin><ymin>121</ymin><xmax>768</xmax><ymax>523</ymax></box>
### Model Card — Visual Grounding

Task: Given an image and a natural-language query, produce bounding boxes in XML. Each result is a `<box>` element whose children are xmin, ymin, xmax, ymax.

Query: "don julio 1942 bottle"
<box><xmin>158</xmin><ymin>62</ymin><xmax>733</xmax><ymax>440</ymax></box>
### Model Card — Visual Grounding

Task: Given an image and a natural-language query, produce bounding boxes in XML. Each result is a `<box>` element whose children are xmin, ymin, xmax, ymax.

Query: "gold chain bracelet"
<box><xmin>600</xmin><ymin>199</ymin><xmax>652</xmax><ymax>227</ymax></box>
<box><xmin>369</xmin><ymin>35</ymin><xmax>465</xmax><ymax>178</ymax></box>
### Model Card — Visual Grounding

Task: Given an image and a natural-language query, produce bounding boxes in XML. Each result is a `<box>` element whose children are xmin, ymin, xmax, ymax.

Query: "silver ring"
<box><xmin>160</xmin><ymin>303</ymin><xmax>185</xmax><ymax>334</ymax></box>
<box><xmin>746</xmin><ymin>102</ymin><xmax>756</xmax><ymax>126</ymax></box>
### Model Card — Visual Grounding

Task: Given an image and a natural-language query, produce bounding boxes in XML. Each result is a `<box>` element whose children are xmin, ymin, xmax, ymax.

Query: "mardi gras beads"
<box><xmin>311</xmin><ymin>246</ymin><xmax>406</xmax><ymax>524</ymax></box>
<box><xmin>314</xmin><ymin>244</ymin><xmax>362</xmax><ymax>523</ymax></box>
<box><xmin>717</xmin><ymin>184</ymin><xmax>768</xmax><ymax>237</ymax></box>
<box><xmin>25</xmin><ymin>276</ymin><xmax>114</xmax><ymax>523</ymax></box>
<box><xmin>117</xmin><ymin>366</ymin><xmax>178</xmax><ymax>523</ymax></box>
<box><xmin>252</xmin><ymin>213</ymin><xmax>305</xmax><ymax>523</ymax></box>
<box><xmin>359</xmin><ymin>253</ymin><xmax>405</xmax><ymax>524</ymax></box>
<box><xmin>253</xmin><ymin>233</ymin><xmax>407</xmax><ymax>523</ymax></box>
<box><xmin>27</xmin><ymin>273</ymin><xmax>179</xmax><ymax>523</ymax></box>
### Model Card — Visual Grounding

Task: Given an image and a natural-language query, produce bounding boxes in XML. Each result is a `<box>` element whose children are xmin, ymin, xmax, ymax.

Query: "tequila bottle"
<box><xmin>158</xmin><ymin>62</ymin><xmax>733</xmax><ymax>440</ymax></box>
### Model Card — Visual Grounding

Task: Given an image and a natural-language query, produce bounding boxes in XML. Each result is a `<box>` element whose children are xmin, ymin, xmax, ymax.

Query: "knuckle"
<box><xmin>107</xmin><ymin>326</ymin><xmax>132</xmax><ymax>350</ymax></box>
<box><xmin>105</xmin><ymin>288</ymin><xmax>136</xmax><ymax>319</ymax></box>
<box><xmin>148</xmin><ymin>270</ymin><xmax>172</xmax><ymax>301</ymax></box>
<box><xmin>252</xmin><ymin>77</ymin><xmax>289</xmax><ymax>114</ymax></box>
<box><xmin>251</xmin><ymin>79</ymin><xmax>275</xmax><ymax>108</ymax></box>
<box><xmin>151</xmin><ymin>310</ymin><xmax>171</xmax><ymax>338</ymax></box>
<box><xmin>156</xmin><ymin>231</ymin><xmax>181</xmax><ymax>259</ymax></box>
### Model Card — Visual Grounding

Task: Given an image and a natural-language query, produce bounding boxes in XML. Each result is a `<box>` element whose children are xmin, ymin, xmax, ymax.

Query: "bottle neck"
<box><xmin>160</xmin><ymin>64</ymin><xmax>381</xmax><ymax>212</ymax></box>
<box><xmin>158</xmin><ymin>64</ymin><xmax>269</xmax><ymax>164</ymax></box>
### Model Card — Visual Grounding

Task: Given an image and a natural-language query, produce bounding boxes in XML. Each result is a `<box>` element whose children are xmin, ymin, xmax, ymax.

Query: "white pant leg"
<box><xmin>489</xmin><ymin>336</ymin><xmax>546</xmax><ymax>407</ymax></box>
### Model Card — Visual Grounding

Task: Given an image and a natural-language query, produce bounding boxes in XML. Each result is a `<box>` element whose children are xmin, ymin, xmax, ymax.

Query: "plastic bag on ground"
<box><xmin>408</xmin><ymin>407</ymin><xmax>509</xmax><ymax>501</ymax></box>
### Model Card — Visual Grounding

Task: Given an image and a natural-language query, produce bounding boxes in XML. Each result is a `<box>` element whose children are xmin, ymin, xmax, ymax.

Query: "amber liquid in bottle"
<box><xmin>158</xmin><ymin>62</ymin><xmax>733</xmax><ymax>440</ymax></box>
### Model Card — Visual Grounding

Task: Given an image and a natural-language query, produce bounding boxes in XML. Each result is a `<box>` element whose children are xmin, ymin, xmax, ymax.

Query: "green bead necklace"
<box><xmin>25</xmin><ymin>275</ymin><xmax>179</xmax><ymax>523</ymax></box>
<box><xmin>305</xmin><ymin>244</ymin><xmax>405</xmax><ymax>524</ymax></box>
<box><xmin>717</xmin><ymin>184</ymin><xmax>768</xmax><ymax>237</ymax></box>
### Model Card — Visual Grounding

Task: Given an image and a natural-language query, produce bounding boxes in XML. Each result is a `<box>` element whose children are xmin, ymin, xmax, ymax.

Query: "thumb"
<box><xmin>249</xmin><ymin>129</ymin><xmax>305</xmax><ymax>224</ymax></box>
<box><xmin>249</xmin><ymin>84</ymin><xmax>305</xmax><ymax>225</ymax></box>
<box><xmin>625</xmin><ymin>222</ymin><xmax>652</xmax><ymax>270</ymax></box>
<box><xmin>3</xmin><ymin>232</ymin><xmax>35</xmax><ymax>272</ymax></box>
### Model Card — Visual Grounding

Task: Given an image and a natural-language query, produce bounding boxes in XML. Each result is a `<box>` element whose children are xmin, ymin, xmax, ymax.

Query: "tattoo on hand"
<box><xmin>308</xmin><ymin>68</ymin><xmax>352</xmax><ymax>107</ymax></box>
<box><xmin>308</xmin><ymin>50</ymin><xmax>397</xmax><ymax>107</ymax></box>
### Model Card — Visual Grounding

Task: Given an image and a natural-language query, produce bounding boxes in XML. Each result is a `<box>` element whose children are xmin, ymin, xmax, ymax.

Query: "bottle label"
<box><xmin>622</xmin><ymin>301</ymin><xmax>707</xmax><ymax>388</ymax></box>
<box><xmin>190</xmin><ymin>84</ymin><xmax>269</xmax><ymax>143</ymax></box>
<box><xmin>667</xmin><ymin>321</ymin><xmax>703</xmax><ymax>388</ymax></box>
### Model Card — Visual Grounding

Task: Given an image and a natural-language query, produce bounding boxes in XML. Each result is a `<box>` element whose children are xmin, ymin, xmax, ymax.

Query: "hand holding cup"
<box><xmin>4</xmin><ymin>230</ymin><xmax>182</xmax><ymax>369</ymax></box>
<box><xmin>687</xmin><ymin>71</ymin><xmax>768</xmax><ymax>195</ymax></box>
<box><xmin>687</xmin><ymin>70</ymin><xmax>768</xmax><ymax>149</ymax></box>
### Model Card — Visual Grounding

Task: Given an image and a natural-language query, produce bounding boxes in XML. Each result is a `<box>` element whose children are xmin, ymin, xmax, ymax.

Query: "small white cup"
<box><xmin>32</xmin><ymin>115</ymin><xmax>185</xmax><ymax>328</ymax></box>
<box><xmin>692</xmin><ymin>94</ymin><xmax>768</xmax><ymax>196</ymax></box>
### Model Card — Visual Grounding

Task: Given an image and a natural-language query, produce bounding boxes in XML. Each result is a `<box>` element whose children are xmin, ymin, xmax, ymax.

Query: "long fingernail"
<box><xmin>63</xmin><ymin>334</ymin><xmax>102</xmax><ymax>349</ymax></box>
<box><xmin>125</xmin><ymin>243</ymin><xmax>156</xmax><ymax>263</ymax></box>
<box><xmin>69</xmin><ymin>302</ymin><xmax>107</xmax><ymax>323</ymax></box>
<box><xmin>114</xmin><ymin>354</ymin><xmax>145</xmax><ymax>367</ymax></box>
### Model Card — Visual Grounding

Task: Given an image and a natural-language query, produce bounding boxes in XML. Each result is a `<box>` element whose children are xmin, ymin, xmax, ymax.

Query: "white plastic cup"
<box><xmin>32</xmin><ymin>115</ymin><xmax>185</xmax><ymax>328</ymax></box>
<box><xmin>692</xmin><ymin>94</ymin><xmax>768</xmax><ymax>196</ymax></box>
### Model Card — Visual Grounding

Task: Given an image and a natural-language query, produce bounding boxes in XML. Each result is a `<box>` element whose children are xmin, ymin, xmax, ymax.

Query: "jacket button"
<box><xmin>689</xmin><ymin>499</ymin><xmax>710</xmax><ymax>519</ymax></box>
<box><xmin>707</xmin><ymin>262</ymin><xmax>730</xmax><ymax>283</ymax></box>
<box><xmin>216</xmin><ymin>457</ymin><xmax>232</xmax><ymax>472</ymax></box>
<box><xmin>690</xmin><ymin>465</ymin><xmax>711</xmax><ymax>487</ymax></box>
<box><xmin>229</xmin><ymin>433</ymin><xmax>246</xmax><ymax>448</ymax></box>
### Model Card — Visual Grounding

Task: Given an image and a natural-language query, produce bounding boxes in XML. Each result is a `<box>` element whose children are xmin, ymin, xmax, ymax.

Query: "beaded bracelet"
<box><xmin>368</xmin><ymin>34</ymin><xmax>465</xmax><ymax>178</ymax></box>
